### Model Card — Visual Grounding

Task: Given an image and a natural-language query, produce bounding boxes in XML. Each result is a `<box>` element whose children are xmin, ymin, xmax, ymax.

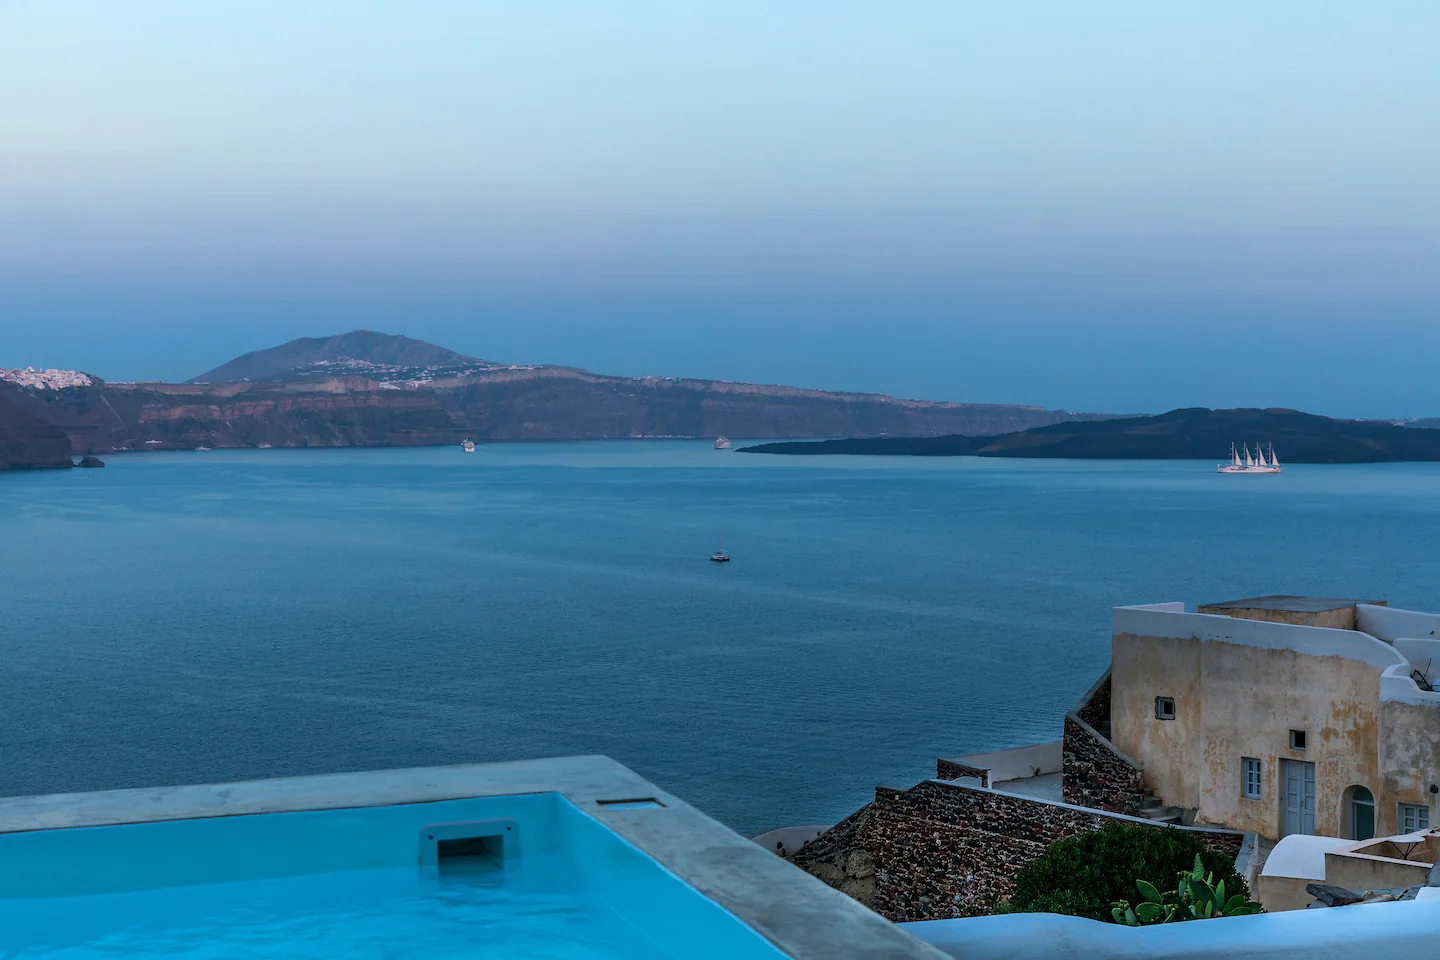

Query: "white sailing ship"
<box><xmin>1217</xmin><ymin>443</ymin><xmax>1281</xmax><ymax>474</ymax></box>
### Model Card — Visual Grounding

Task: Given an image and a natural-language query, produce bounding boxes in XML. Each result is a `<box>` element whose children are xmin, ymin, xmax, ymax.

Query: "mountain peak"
<box><xmin>189</xmin><ymin>331</ymin><xmax>488</xmax><ymax>383</ymax></box>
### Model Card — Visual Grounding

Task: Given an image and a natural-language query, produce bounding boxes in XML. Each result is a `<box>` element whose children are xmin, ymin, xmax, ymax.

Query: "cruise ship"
<box><xmin>714</xmin><ymin>437</ymin><xmax>731</xmax><ymax>450</ymax></box>
<box><xmin>461</xmin><ymin>438</ymin><xmax>476</xmax><ymax>453</ymax></box>
<box><xmin>1218</xmin><ymin>443</ymin><xmax>1281</xmax><ymax>474</ymax></box>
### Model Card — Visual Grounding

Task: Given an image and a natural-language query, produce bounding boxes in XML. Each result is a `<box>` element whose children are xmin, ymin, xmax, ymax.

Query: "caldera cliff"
<box><xmin>0</xmin><ymin>394</ymin><xmax>73</xmax><ymax>469</ymax></box>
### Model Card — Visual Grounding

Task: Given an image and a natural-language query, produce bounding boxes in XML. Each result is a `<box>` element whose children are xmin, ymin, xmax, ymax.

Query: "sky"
<box><xmin>1</xmin><ymin>1</ymin><xmax>1437</xmax><ymax>416</ymax></box>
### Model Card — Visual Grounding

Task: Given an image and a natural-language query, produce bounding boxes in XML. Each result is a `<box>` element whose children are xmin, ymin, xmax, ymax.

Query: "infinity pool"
<box><xmin>0</xmin><ymin>793</ymin><xmax>787</xmax><ymax>959</ymax></box>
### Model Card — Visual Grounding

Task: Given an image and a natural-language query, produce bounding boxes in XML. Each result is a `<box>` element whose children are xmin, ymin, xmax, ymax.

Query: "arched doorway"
<box><xmin>1345</xmin><ymin>785</ymin><xmax>1376</xmax><ymax>840</ymax></box>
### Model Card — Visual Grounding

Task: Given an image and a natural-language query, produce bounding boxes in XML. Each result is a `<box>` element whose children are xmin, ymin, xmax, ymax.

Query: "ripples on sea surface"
<box><xmin>4</xmin><ymin>442</ymin><xmax>1440</xmax><ymax>835</ymax></box>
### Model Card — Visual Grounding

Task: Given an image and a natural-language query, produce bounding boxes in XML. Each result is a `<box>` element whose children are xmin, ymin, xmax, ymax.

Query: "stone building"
<box><xmin>786</xmin><ymin>594</ymin><xmax>1440</xmax><ymax>921</ymax></box>
<box><xmin>1105</xmin><ymin>596</ymin><xmax>1440</xmax><ymax>841</ymax></box>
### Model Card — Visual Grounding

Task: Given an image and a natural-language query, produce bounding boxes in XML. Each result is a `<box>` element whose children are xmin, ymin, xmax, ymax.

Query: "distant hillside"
<box><xmin>5</xmin><ymin>331</ymin><xmax>1122</xmax><ymax>452</ymax></box>
<box><xmin>0</xmin><ymin>393</ymin><xmax>72</xmax><ymax>469</ymax></box>
<box><xmin>189</xmin><ymin>330</ymin><xmax>488</xmax><ymax>383</ymax></box>
<box><xmin>740</xmin><ymin>408</ymin><xmax>1440</xmax><ymax>463</ymax></box>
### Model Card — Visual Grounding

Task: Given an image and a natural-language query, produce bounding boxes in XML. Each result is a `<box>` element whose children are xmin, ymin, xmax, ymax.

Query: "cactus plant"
<box><xmin>1111</xmin><ymin>855</ymin><xmax>1263</xmax><ymax>925</ymax></box>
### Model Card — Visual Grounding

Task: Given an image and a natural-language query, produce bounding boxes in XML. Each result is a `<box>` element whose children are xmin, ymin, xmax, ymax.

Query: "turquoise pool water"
<box><xmin>0</xmin><ymin>795</ymin><xmax>786</xmax><ymax>959</ymax></box>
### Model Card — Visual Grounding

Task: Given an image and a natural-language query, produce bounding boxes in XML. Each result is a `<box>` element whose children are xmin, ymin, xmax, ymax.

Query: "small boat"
<box><xmin>195</xmin><ymin>446</ymin><xmax>212</xmax><ymax>452</ymax></box>
<box><xmin>710</xmin><ymin>532</ymin><xmax>730</xmax><ymax>562</ymax></box>
<box><xmin>714</xmin><ymin>437</ymin><xmax>732</xmax><ymax>450</ymax></box>
<box><xmin>461</xmin><ymin>438</ymin><xmax>476</xmax><ymax>453</ymax></box>
<box><xmin>257</xmin><ymin>443</ymin><xmax>272</xmax><ymax>449</ymax></box>
<box><xmin>1217</xmin><ymin>442</ymin><xmax>1282</xmax><ymax>474</ymax></box>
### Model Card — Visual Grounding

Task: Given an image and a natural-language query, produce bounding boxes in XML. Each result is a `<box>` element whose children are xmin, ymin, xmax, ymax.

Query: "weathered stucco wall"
<box><xmin>1110</xmin><ymin>631</ymin><xmax>1202</xmax><ymax>811</ymax></box>
<box><xmin>1197</xmin><ymin>603</ymin><xmax>1362</xmax><ymax>631</ymax></box>
<box><xmin>1379</xmin><ymin>698</ymin><xmax>1440</xmax><ymax>833</ymax></box>
<box><xmin>1111</xmin><ymin>606</ymin><xmax>1409</xmax><ymax>839</ymax></box>
<box><xmin>1324</xmin><ymin>849</ymin><xmax>1432</xmax><ymax>893</ymax></box>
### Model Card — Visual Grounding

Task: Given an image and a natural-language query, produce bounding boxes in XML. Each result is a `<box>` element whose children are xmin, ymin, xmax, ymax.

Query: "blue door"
<box><xmin>1282</xmin><ymin>760</ymin><xmax>1316</xmax><ymax>836</ymax></box>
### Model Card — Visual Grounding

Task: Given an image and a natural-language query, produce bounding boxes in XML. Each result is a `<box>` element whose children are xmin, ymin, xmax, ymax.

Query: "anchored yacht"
<box><xmin>710</xmin><ymin>532</ymin><xmax>730</xmax><ymax>562</ymax></box>
<box><xmin>1218</xmin><ymin>443</ymin><xmax>1282</xmax><ymax>474</ymax></box>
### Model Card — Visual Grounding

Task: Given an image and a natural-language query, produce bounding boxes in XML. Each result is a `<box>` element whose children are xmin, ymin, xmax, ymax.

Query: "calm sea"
<box><xmin>4</xmin><ymin>443</ymin><xmax>1440</xmax><ymax>835</ymax></box>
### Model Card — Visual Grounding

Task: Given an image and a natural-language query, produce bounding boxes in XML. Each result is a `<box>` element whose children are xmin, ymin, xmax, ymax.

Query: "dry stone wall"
<box><xmin>795</xmin><ymin>779</ymin><xmax>1244</xmax><ymax>922</ymax></box>
<box><xmin>787</xmin><ymin>801</ymin><xmax>880</xmax><ymax>907</ymax></box>
<box><xmin>935</xmin><ymin>759</ymin><xmax>988</xmax><ymax>783</ymax></box>
<box><xmin>1062</xmin><ymin>671</ymin><xmax>1145</xmax><ymax>813</ymax></box>
<box><xmin>1062</xmin><ymin>715</ymin><xmax>1144</xmax><ymax>812</ymax></box>
<box><xmin>1075</xmin><ymin>670</ymin><xmax>1113</xmax><ymax>731</ymax></box>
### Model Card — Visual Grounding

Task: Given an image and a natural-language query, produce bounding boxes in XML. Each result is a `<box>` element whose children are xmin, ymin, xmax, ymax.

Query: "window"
<box><xmin>1243</xmin><ymin>758</ymin><xmax>1262</xmax><ymax>799</ymax></box>
<box><xmin>1289</xmin><ymin>729</ymin><xmax>1306</xmax><ymax>750</ymax></box>
<box><xmin>1155</xmin><ymin>696</ymin><xmax>1176</xmax><ymax>720</ymax></box>
<box><xmin>1399</xmin><ymin>803</ymin><xmax>1431</xmax><ymax>833</ymax></box>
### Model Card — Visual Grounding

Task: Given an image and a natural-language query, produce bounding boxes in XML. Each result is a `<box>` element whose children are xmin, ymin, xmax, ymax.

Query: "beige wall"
<box><xmin>1255</xmin><ymin>874</ymin><xmax>1318</xmax><ymax>912</ymax></box>
<box><xmin>1325</xmin><ymin>850</ymin><xmax>1431</xmax><ymax>892</ymax></box>
<box><xmin>1111</xmin><ymin>632</ymin><xmax>1202</xmax><ymax>811</ymax></box>
<box><xmin>1196</xmin><ymin>604</ymin><xmax>1362</xmax><ymax>631</ymax></box>
<box><xmin>1112</xmin><ymin>631</ymin><xmax>1384</xmax><ymax>838</ymax></box>
<box><xmin>1378</xmin><ymin>700</ymin><xmax>1440</xmax><ymax>836</ymax></box>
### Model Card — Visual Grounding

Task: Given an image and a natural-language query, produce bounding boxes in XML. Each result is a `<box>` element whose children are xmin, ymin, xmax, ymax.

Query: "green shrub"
<box><xmin>1006</xmin><ymin>822</ymin><xmax>1249</xmax><ymax>922</ymax></box>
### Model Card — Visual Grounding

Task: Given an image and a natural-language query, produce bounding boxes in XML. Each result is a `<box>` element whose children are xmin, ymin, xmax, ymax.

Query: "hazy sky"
<box><xmin>2</xmin><ymin>1</ymin><xmax>1437</xmax><ymax>416</ymax></box>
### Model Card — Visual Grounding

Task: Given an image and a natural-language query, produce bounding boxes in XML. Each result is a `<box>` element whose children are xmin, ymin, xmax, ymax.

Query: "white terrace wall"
<box><xmin>1356</xmin><ymin>604</ymin><xmax>1440</xmax><ymax>644</ymax></box>
<box><xmin>1110</xmin><ymin>605</ymin><xmax>1406</xmax><ymax>838</ymax></box>
<box><xmin>942</xmin><ymin>742</ymin><xmax>1063</xmax><ymax>784</ymax></box>
<box><xmin>1392</xmin><ymin>639</ymin><xmax>1440</xmax><ymax>686</ymax></box>
<box><xmin>903</xmin><ymin>899</ymin><xmax>1440</xmax><ymax>960</ymax></box>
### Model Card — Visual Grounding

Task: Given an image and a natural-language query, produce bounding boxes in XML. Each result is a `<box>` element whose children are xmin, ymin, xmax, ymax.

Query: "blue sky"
<box><xmin>1</xmin><ymin>1</ymin><xmax>1436</xmax><ymax>416</ymax></box>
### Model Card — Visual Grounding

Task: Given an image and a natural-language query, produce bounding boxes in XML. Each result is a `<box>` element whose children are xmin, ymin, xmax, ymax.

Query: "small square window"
<box><xmin>1243</xmin><ymin>758</ymin><xmax>1262</xmax><ymax>799</ymax></box>
<box><xmin>1289</xmin><ymin>730</ymin><xmax>1306</xmax><ymax>750</ymax></box>
<box><xmin>1155</xmin><ymin>696</ymin><xmax>1176</xmax><ymax>720</ymax></box>
<box><xmin>1399</xmin><ymin>803</ymin><xmax>1431</xmax><ymax>833</ymax></box>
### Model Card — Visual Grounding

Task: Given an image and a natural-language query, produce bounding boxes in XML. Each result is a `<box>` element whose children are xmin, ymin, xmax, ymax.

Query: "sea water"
<box><xmin>3</xmin><ymin>443</ymin><xmax>1440</xmax><ymax>834</ymax></box>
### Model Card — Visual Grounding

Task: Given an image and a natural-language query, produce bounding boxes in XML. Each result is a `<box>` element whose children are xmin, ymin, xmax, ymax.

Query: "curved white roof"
<box><xmin>1261</xmin><ymin>834</ymin><xmax>1354</xmax><ymax>879</ymax></box>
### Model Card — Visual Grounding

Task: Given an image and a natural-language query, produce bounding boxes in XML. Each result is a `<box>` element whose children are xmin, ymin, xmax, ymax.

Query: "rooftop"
<box><xmin>1200</xmin><ymin>595</ymin><xmax>1385</xmax><ymax>614</ymax></box>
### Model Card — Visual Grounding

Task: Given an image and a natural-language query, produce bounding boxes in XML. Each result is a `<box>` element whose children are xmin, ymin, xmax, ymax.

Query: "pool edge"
<box><xmin>0</xmin><ymin>756</ymin><xmax>946</xmax><ymax>960</ymax></box>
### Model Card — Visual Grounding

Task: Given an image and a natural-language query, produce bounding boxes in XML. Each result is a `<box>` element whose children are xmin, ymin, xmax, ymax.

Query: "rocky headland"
<box><xmin>739</xmin><ymin>407</ymin><xmax>1440</xmax><ymax>463</ymax></box>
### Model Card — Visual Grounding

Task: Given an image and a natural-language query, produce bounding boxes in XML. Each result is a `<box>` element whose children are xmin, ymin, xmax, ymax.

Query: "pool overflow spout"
<box><xmin>419</xmin><ymin>819</ymin><xmax>517</xmax><ymax>875</ymax></box>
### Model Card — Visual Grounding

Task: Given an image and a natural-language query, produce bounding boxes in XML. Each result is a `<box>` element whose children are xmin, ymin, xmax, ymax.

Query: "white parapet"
<box><xmin>902</xmin><ymin>899</ymin><xmax>1440</xmax><ymax>960</ymax></box>
<box><xmin>1112</xmin><ymin>603</ymin><xmax>1408</xmax><ymax>671</ymax></box>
